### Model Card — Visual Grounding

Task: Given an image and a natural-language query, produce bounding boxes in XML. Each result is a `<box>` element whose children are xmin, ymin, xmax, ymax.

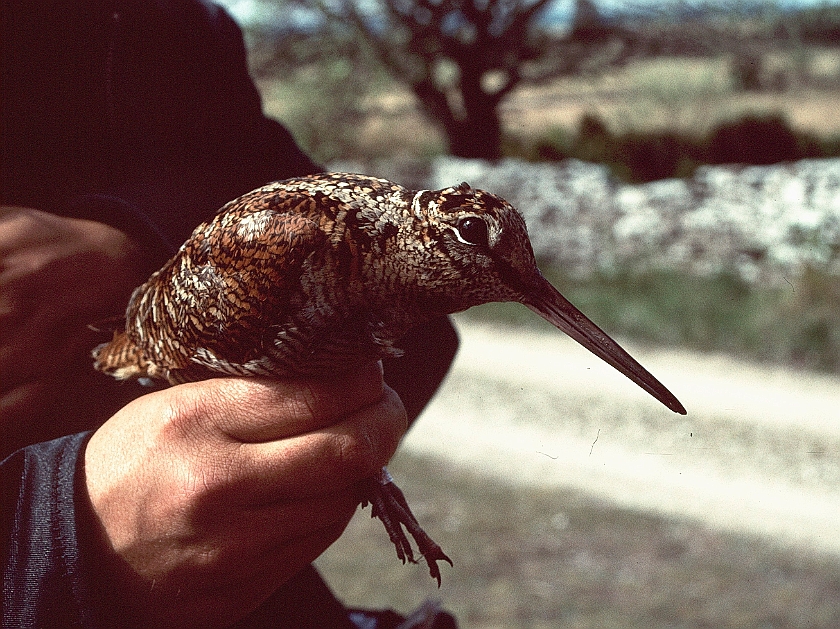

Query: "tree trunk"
<box><xmin>443</xmin><ymin>71</ymin><xmax>504</xmax><ymax>160</ymax></box>
<box><xmin>411</xmin><ymin>77</ymin><xmax>504</xmax><ymax>160</ymax></box>
<box><xmin>446</xmin><ymin>111</ymin><xmax>503</xmax><ymax>160</ymax></box>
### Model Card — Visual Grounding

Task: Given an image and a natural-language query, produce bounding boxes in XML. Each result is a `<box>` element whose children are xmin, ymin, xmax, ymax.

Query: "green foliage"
<box><xmin>466</xmin><ymin>267</ymin><xmax>840</xmax><ymax>373</ymax></box>
<box><xmin>784</xmin><ymin>266</ymin><xmax>840</xmax><ymax>371</ymax></box>
<box><xmin>281</xmin><ymin>65</ymin><xmax>366</xmax><ymax>162</ymax></box>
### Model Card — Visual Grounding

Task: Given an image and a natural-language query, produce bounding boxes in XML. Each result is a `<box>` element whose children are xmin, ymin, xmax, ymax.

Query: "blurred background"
<box><xmin>221</xmin><ymin>1</ymin><xmax>840</xmax><ymax>626</ymax></box>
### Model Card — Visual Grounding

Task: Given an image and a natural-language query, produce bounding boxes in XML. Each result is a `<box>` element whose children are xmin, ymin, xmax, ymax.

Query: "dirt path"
<box><xmin>400</xmin><ymin>317</ymin><xmax>840</xmax><ymax>557</ymax></box>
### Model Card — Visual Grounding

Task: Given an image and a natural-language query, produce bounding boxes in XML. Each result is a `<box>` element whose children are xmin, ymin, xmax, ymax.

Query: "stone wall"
<box><xmin>429</xmin><ymin>157</ymin><xmax>840</xmax><ymax>284</ymax></box>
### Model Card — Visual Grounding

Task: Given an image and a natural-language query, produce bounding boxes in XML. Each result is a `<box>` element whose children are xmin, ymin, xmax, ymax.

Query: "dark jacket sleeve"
<box><xmin>0</xmin><ymin>434</ymin><xmax>361</xmax><ymax>629</ymax></box>
<box><xmin>1</xmin><ymin>0</ymin><xmax>321</xmax><ymax>263</ymax></box>
<box><xmin>0</xmin><ymin>433</ymin><xmax>120</xmax><ymax>629</ymax></box>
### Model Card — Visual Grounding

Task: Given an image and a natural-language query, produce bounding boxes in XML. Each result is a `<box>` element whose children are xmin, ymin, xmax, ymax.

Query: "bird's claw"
<box><xmin>360</xmin><ymin>468</ymin><xmax>452</xmax><ymax>586</ymax></box>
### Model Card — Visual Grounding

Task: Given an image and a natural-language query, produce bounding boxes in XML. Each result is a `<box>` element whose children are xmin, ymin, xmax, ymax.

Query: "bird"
<box><xmin>93</xmin><ymin>172</ymin><xmax>686</xmax><ymax>585</ymax></box>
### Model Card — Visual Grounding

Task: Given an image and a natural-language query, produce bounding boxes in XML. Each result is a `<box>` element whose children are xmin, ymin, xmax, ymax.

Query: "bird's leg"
<box><xmin>359</xmin><ymin>467</ymin><xmax>452</xmax><ymax>585</ymax></box>
<box><xmin>363</xmin><ymin>470</ymin><xmax>416</xmax><ymax>565</ymax></box>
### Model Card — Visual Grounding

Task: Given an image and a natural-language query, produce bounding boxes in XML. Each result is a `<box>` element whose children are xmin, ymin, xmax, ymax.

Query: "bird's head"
<box><xmin>403</xmin><ymin>182</ymin><xmax>541</xmax><ymax>307</ymax></box>
<box><xmin>405</xmin><ymin>181</ymin><xmax>686</xmax><ymax>416</ymax></box>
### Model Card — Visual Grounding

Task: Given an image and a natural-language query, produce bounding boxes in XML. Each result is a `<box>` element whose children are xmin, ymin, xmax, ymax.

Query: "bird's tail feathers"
<box><xmin>92</xmin><ymin>331</ymin><xmax>150</xmax><ymax>381</ymax></box>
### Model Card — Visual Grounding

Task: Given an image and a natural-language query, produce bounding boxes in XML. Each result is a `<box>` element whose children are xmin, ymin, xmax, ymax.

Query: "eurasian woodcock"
<box><xmin>93</xmin><ymin>172</ymin><xmax>686</xmax><ymax>584</ymax></box>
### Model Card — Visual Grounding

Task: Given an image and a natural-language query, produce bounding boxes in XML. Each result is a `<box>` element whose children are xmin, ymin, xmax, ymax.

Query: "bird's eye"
<box><xmin>455</xmin><ymin>217</ymin><xmax>489</xmax><ymax>246</ymax></box>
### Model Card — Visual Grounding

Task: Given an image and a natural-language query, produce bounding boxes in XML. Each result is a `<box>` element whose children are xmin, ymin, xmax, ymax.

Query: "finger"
<box><xmin>0</xmin><ymin>271</ymin><xmax>38</xmax><ymax>347</ymax></box>
<box><xmin>0</xmin><ymin>381</ymin><xmax>45</xmax><ymax>430</ymax></box>
<box><xmin>0</xmin><ymin>206</ymin><xmax>40</xmax><ymax>255</ymax></box>
<box><xmin>222</xmin><ymin>384</ymin><xmax>407</xmax><ymax>503</ymax></box>
<box><xmin>177</xmin><ymin>363</ymin><xmax>388</xmax><ymax>443</ymax></box>
<box><xmin>0</xmin><ymin>313</ymin><xmax>98</xmax><ymax>393</ymax></box>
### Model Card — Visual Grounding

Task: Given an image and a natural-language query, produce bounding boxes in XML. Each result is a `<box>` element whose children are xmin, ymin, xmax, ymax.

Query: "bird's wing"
<box><xmin>138</xmin><ymin>204</ymin><xmax>325</xmax><ymax>382</ymax></box>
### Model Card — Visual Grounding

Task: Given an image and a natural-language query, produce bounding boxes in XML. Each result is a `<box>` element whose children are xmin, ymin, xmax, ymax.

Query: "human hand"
<box><xmin>84</xmin><ymin>363</ymin><xmax>406</xmax><ymax>629</ymax></box>
<box><xmin>0</xmin><ymin>206</ymin><xmax>152</xmax><ymax>455</ymax></box>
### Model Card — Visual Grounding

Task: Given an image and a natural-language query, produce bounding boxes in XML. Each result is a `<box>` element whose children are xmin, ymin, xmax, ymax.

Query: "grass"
<box><xmin>462</xmin><ymin>267</ymin><xmax>840</xmax><ymax>374</ymax></box>
<box><xmin>257</xmin><ymin>50</ymin><xmax>840</xmax><ymax>167</ymax></box>
<box><xmin>503</xmin><ymin>52</ymin><xmax>840</xmax><ymax>145</ymax></box>
<box><xmin>317</xmin><ymin>452</ymin><xmax>840</xmax><ymax>628</ymax></box>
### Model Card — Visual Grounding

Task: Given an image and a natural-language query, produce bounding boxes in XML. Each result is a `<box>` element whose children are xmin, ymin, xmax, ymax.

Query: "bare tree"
<box><xmin>313</xmin><ymin>0</ymin><xmax>630</xmax><ymax>159</ymax></box>
<box><xmin>278</xmin><ymin>0</ymin><xmax>814</xmax><ymax>160</ymax></box>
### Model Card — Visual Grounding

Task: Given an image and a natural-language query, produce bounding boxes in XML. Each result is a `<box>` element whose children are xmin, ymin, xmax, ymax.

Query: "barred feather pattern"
<box><xmin>93</xmin><ymin>172</ymin><xmax>534</xmax><ymax>385</ymax></box>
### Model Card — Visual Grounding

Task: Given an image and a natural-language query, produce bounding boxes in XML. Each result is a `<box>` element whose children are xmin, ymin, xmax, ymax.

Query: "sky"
<box><xmin>217</xmin><ymin>0</ymin><xmax>840</xmax><ymax>29</ymax></box>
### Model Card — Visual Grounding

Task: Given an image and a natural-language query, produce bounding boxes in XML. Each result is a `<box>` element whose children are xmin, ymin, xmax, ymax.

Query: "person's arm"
<box><xmin>163</xmin><ymin>0</ymin><xmax>322</xmax><ymax>206</ymax></box>
<box><xmin>2</xmin><ymin>364</ymin><xmax>405</xmax><ymax>629</ymax></box>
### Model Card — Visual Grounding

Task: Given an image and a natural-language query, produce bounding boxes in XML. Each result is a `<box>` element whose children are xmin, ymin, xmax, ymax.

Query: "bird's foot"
<box><xmin>360</xmin><ymin>467</ymin><xmax>452</xmax><ymax>586</ymax></box>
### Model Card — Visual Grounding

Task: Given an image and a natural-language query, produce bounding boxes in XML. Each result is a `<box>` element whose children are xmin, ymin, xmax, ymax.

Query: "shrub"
<box><xmin>524</xmin><ymin>112</ymin><xmax>837</xmax><ymax>183</ymax></box>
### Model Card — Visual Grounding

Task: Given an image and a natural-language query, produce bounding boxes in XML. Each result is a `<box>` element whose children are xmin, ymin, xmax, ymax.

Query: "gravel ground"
<box><xmin>405</xmin><ymin>316</ymin><xmax>840</xmax><ymax>557</ymax></box>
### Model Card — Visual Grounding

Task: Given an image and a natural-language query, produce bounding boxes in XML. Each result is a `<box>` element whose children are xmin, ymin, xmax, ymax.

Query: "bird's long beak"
<box><xmin>521</xmin><ymin>273</ymin><xmax>686</xmax><ymax>415</ymax></box>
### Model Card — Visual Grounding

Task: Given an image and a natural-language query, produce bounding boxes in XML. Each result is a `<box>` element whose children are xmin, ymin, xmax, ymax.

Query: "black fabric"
<box><xmin>1</xmin><ymin>0</ymin><xmax>321</xmax><ymax>263</ymax></box>
<box><xmin>0</xmin><ymin>1</ymin><xmax>352</xmax><ymax>626</ymax></box>
<box><xmin>1</xmin><ymin>434</ymin><xmax>96</xmax><ymax>629</ymax></box>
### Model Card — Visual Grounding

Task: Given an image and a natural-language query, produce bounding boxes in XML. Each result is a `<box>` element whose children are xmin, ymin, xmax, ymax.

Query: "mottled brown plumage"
<box><xmin>93</xmin><ymin>172</ymin><xmax>685</xmax><ymax>583</ymax></box>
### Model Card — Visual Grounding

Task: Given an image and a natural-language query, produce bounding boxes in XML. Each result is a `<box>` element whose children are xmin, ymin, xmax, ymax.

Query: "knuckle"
<box><xmin>290</xmin><ymin>380</ymin><xmax>324</xmax><ymax>423</ymax></box>
<box><xmin>161</xmin><ymin>380</ymin><xmax>240</xmax><ymax>434</ymax></box>
<box><xmin>330</xmin><ymin>429</ymin><xmax>379</xmax><ymax>480</ymax></box>
<box><xmin>184</xmin><ymin>453</ymin><xmax>241</xmax><ymax>508</ymax></box>
<box><xmin>329</xmin><ymin>389</ymin><xmax>408</xmax><ymax>479</ymax></box>
<box><xmin>157</xmin><ymin>386</ymin><xmax>205</xmax><ymax>436</ymax></box>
